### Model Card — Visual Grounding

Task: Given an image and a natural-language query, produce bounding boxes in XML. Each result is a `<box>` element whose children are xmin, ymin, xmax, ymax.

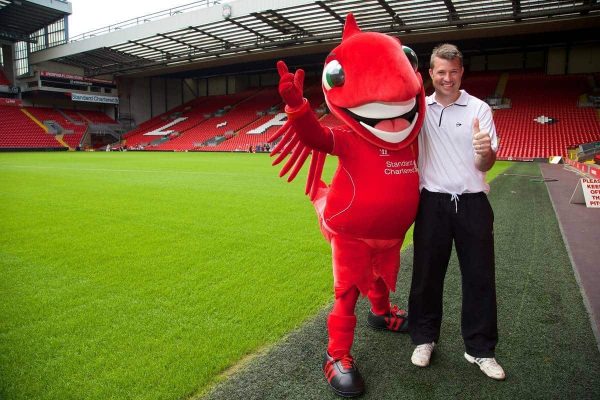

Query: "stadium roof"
<box><xmin>30</xmin><ymin>0</ymin><xmax>600</xmax><ymax>78</ymax></box>
<box><xmin>0</xmin><ymin>0</ymin><xmax>71</xmax><ymax>42</ymax></box>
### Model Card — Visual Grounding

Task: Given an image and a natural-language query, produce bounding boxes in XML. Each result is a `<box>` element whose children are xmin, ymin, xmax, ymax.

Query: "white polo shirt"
<box><xmin>418</xmin><ymin>90</ymin><xmax>498</xmax><ymax>195</ymax></box>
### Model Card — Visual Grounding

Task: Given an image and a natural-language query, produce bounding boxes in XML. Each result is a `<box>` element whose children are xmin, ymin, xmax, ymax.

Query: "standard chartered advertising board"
<box><xmin>71</xmin><ymin>93</ymin><xmax>119</xmax><ymax>104</ymax></box>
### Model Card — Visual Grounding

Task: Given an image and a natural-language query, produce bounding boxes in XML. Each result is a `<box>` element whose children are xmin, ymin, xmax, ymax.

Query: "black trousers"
<box><xmin>409</xmin><ymin>189</ymin><xmax>498</xmax><ymax>358</ymax></box>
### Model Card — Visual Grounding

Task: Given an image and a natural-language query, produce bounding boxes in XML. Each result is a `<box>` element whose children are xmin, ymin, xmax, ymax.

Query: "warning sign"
<box><xmin>570</xmin><ymin>178</ymin><xmax>600</xmax><ymax>208</ymax></box>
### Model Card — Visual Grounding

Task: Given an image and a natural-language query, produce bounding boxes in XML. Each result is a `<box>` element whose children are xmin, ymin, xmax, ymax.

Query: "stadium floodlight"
<box><xmin>222</xmin><ymin>3</ymin><xmax>232</xmax><ymax>19</ymax></box>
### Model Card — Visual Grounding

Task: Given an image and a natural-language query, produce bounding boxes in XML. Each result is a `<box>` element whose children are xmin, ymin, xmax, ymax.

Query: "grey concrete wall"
<box><xmin>547</xmin><ymin>47</ymin><xmax>568</xmax><ymax>75</ymax></box>
<box><xmin>568</xmin><ymin>44</ymin><xmax>600</xmax><ymax>74</ymax></box>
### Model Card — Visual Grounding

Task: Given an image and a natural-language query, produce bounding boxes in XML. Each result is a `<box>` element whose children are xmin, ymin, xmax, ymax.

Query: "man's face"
<box><xmin>429</xmin><ymin>56</ymin><xmax>463</xmax><ymax>99</ymax></box>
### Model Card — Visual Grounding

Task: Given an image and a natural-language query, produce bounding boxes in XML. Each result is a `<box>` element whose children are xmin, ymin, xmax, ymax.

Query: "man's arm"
<box><xmin>474</xmin><ymin>146</ymin><xmax>496</xmax><ymax>172</ymax></box>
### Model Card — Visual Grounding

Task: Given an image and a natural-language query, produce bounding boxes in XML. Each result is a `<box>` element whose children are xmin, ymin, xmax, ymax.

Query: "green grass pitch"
<box><xmin>1</xmin><ymin>152</ymin><xmax>511</xmax><ymax>399</ymax></box>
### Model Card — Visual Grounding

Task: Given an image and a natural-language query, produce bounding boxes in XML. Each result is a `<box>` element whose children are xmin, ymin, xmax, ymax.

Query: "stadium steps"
<box><xmin>57</xmin><ymin>108</ymin><xmax>85</xmax><ymax>126</ymax></box>
<box><xmin>21</xmin><ymin>108</ymin><xmax>49</xmax><ymax>133</ymax></box>
<box><xmin>76</xmin><ymin>112</ymin><xmax>93</xmax><ymax>124</ymax></box>
<box><xmin>495</xmin><ymin>72</ymin><xmax>509</xmax><ymax>97</ymax></box>
<box><xmin>54</xmin><ymin>134</ymin><xmax>74</xmax><ymax>151</ymax></box>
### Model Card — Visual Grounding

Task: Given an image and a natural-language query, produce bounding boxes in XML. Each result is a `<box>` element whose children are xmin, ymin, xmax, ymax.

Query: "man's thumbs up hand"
<box><xmin>472</xmin><ymin>118</ymin><xmax>491</xmax><ymax>156</ymax></box>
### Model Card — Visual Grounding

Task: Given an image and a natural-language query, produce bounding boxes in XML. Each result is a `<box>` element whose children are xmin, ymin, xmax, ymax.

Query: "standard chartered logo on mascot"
<box><xmin>269</xmin><ymin>13</ymin><xmax>425</xmax><ymax>398</ymax></box>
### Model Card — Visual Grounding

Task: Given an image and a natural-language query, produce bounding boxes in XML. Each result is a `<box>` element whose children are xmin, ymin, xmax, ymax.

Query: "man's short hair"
<box><xmin>430</xmin><ymin>43</ymin><xmax>463</xmax><ymax>68</ymax></box>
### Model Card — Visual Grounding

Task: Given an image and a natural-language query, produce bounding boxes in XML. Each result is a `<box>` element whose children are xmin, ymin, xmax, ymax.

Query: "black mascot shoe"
<box><xmin>367</xmin><ymin>304</ymin><xmax>409</xmax><ymax>332</ymax></box>
<box><xmin>323</xmin><ymin>352</ymin><xmax>365</xmax><ymax>398</ymax></box>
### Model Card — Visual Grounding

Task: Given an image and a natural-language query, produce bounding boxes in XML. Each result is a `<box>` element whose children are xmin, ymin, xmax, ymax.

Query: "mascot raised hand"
<box><xmin>270</xmin><ymin>13</ymin><xmax>425</xmax><ymax>397</ymax></box>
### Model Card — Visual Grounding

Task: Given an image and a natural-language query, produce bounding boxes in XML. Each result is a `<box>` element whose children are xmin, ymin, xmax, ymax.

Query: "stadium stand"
<box><xmin>113</xmin><ymin>72</ymin><xmax>599</xmax><ymax>157</ymax></box>
<box><xmin>0</xmin><ymin>0</ymin><xmax>598</xmax><ymax>158</ymax></box>
<box><xmin>0</xmin><ymin>104</ymin><xmax>122</xmax><ymax>150</ymax></box>
<box><xmin>0</xmin><ymin>105</ymin><xmax>63</xmax><ymax>149</ymax></box>
<box><xmin>172</xmin><ymin>87</ymin><xmax>283</xmax><ymax>151</ymax></box>
<box><xmin>205</xmin><ymin>115</ymin><xmax>282</xmax><ymax>152</ymax></box>
<box><xmin>494</xmin><ymin>73</ymin><xmax>600</xmax><ymax>160</ymax></box>
<box><xmin>119</xmin><ymin>82</ymin><xmax>333</xmax><ymax>152</ymax></box>
<box><xmin>96</xmin><ymin>70</ymin><xmax>598</xmax><ymax>157</ymax></box>
<box><xmin>199</xmin><ymin>83</ymin><xmax>324</xmax><ymax>152</ymax></box>
<box><xmin>121</xmin><ymin>90</ymin><xmax>255</xmax><ymax>150</ymax></box>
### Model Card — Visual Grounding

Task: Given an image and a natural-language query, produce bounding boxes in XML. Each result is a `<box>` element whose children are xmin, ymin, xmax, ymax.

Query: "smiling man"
<box><xmin>408</xmin><ymin>43</ymin><xmax>506</xmax><ymax>381</ymax></box>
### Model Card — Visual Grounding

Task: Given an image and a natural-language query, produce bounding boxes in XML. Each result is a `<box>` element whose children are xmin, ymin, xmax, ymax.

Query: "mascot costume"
<box><xmin>270</xmin><ymin>13</ymin><xmax>425</xmax><ymax>397</ymax></box>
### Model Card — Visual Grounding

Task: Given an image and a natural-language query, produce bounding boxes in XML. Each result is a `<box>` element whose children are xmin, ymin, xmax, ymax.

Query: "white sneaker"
<box><xmin>411</xmin><ymin>342</ymin><xmax>435</xmax><ymax>367</ymax></box>
<box><xmin>464</xmin><ymin>353</ymin><xmax>506</xmax><ymax>380</ymax></box>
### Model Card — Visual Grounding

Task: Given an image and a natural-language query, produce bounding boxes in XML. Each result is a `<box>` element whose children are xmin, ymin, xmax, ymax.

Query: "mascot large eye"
<box><xmin>322</xmin><ymin>60</ymin><xmax>345</xmax><ymax>90</ymax></box>
<box><xmin>403</xmin><ymin>46</ymin><xmax>418</xmax><ymax>71</ymax></box>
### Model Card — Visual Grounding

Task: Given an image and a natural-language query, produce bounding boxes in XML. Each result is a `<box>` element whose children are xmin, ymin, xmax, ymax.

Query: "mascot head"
<box><xmin>322</xmin><ymin>13</ymin><xmax>425</xmax><ymax>150</ymax></box>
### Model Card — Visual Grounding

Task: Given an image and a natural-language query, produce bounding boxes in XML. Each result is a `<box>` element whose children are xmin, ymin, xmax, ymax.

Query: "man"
<box><xmin>408</xmin><ymin>43</ymin><xmax>505</xmax><ymax>380</ymax></box>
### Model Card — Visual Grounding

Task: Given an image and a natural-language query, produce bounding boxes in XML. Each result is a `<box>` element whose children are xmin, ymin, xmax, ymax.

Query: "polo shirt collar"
<box><xmin>427</xmin><ymin>89</ymin><xmax>469</xmax><ymax>106</ymax></box>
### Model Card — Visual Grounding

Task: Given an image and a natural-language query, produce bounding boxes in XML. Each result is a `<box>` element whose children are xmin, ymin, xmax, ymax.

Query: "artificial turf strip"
<box><xmin>0</xmin><ymin>152</ymin><xmax>337</xmax><ymax>400</ymax></box>
<box><xmin>201</xmin><ymin>161</ymin><xmax>600</xmax><ymax>400</ymax></box>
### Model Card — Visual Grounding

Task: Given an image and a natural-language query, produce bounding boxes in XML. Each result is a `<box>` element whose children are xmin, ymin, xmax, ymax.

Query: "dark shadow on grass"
<box><xmin>200</xmin><ymin>162</ymin><xmax>600</xmax><ymax>400</ymax></box>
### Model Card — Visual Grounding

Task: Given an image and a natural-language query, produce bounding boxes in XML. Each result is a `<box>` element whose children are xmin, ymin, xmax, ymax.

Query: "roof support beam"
<box><xmin>376</xmin><ymin>0</ymin><xmax>407</xmax><ymax>29</ymax></box>
<box><xmin>443</xmin><ymin>0</ymin><xmax>464</xmax><ymax>27</ymax></box>
<box><xmin>127</xmin><ymin>39</ymin><xmax>177</xmax><ymax>60</ymax></box>
<box><xmin>512</xmin><ymin>0</ymin><xmax>522</xmax><ymax>22</ymax></box>
<box><xmin>188</xmin><ymin>26</ymin><xmax>235</xmax><ymax>51</ymax></box>
<box><xmin>226</xmin><ymin>18</ymin><xmax>272</xmax><ymax>44</ymax></box>
<box><xmin>315</xmin><ymin>1</ymin><xmax>345</xmax><ymax>24</ymax></box>
<box><xmin>252</xmin><ymin>10</ymin><xmax>309</xmax><ymax>37</ymax></box>
<box><xmin>157</xmin><ymin>33</ymin><xmax>206</xmax><ymax>54</ymax></box>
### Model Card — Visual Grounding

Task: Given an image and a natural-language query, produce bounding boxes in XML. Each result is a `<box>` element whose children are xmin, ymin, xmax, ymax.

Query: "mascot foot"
<box><xmin>367</xmin><ymin>304</ymin><xmax>409</xmax><ymax>332</ymax></box>
<box><xmin>323</xmin><ymin>352</ymin><xmax>365</xmax><ymax>398</ymax></box>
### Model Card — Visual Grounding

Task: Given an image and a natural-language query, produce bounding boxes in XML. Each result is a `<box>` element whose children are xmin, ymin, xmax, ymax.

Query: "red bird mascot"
<box><xmin>270</xmin><ymin>13</ymin><xmax>425</xmax><ymax>397</ymax></box>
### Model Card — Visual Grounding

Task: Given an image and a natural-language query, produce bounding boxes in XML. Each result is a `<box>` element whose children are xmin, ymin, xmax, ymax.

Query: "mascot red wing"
<box><xmin>270</xmin><ymin>13</ymin><xmax>425</xmax><ymax>397</ymax></box>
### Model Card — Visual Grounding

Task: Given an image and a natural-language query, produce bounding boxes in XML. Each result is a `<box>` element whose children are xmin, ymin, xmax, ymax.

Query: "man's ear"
<box><xmin>429</xmin><ymin>68</ymin><xmax>434</xmax><ymax>79</ymax></box>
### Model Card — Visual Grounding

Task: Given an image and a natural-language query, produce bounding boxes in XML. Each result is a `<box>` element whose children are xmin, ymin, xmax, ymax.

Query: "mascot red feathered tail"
<box><xmin>270</xmin><ymin>13</ymin><xmax>425</xmax><ymax>397</ymax></box>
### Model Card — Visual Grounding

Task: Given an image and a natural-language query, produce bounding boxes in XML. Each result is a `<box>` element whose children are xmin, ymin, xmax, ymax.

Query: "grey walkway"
<box><xmin>540</xmin><ymin>163</ymin><xmax>600</xmax><ymax>350</ymax></box>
